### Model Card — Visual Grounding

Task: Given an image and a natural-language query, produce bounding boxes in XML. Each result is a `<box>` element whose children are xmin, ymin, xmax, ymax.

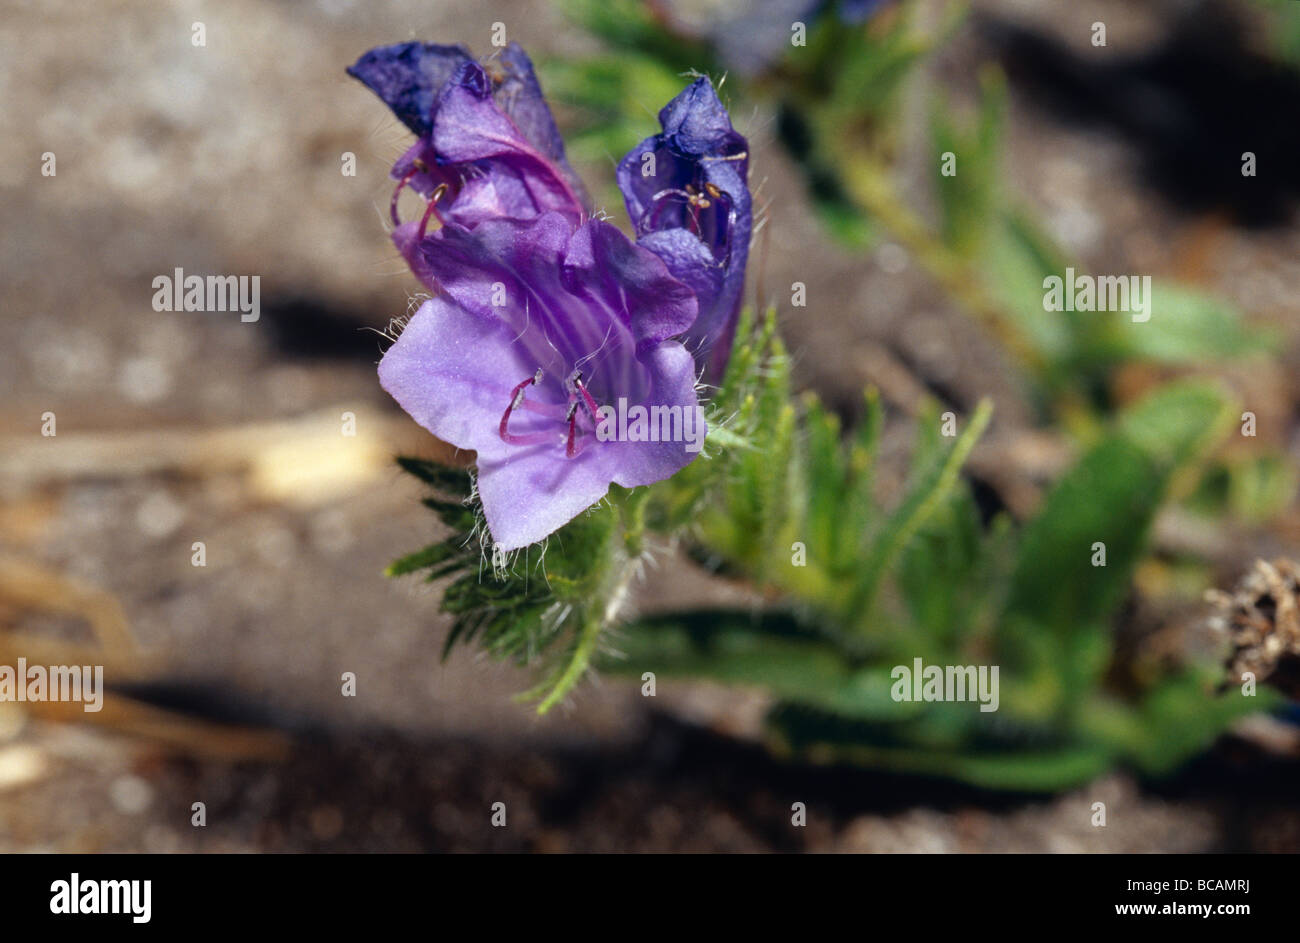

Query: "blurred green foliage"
<box><xmin>595</xmin><ymin>320</ymin><xmax>1268</xmax><ymax>790</ymax></box>
<box><xmin>931</xmin><ymin>78</ymin><xmax>1276</xmax><ymax>410</ymax></box>
<box><xmin>1259</xmin><ymin>0</ymin><xmax>1300</xmax><ymax>66</ymax></box>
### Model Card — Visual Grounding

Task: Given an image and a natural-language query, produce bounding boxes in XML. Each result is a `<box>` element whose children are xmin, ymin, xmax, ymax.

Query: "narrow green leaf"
<box><xmin>1000</xmin><ymin>382</ymin><xmax>1235</xmax><ymax>695</ymax></box>
<box><xmin>385</xmin><ymin>540</ymin><xmax>458</xmax><ymax>578</ymax></box>
<box><xmin>395</xmin><ymin>456</ymin><xmax>472</xmax><ymax>494</ymax></box>
<box><xmin>848</xmin><ymin>399</ymin><xmax>993</xmax><ymax>624</ymax></box>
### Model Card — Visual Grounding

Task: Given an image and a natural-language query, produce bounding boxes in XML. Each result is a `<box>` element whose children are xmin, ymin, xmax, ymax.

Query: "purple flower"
<box><xmin>617</xmin><ymin>78</ymin><xmax>751</xmax><ymax>380</ymax></box>
<box><xmin>348</xmin><ymin>43</ymin><xmax>750</xmax><ymax>550</ymax></box>
<box><xmin>377</xmin><ymin>213</ymin><xmax>703</xmax><ymax>550</ymax></box>
<box><xmin>348</xmin><ymin>43</ymin><xmax>587</xmax><ymax>233</ymax></box>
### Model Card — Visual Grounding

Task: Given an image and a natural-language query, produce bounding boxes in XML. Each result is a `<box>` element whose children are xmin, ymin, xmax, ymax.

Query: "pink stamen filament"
<box><xmin>565</xmin><ymin>402</ymin><xmax>580</xmax><ymax>459</ymax></box>
<box><xmin>643</xmin><ymin>185</ymin><xmax>735</xmax><ymax>255</ymax></box>
<box><xmin>390</xmin><ymin>167</ymin><xmax>419</xmax><ymax>227</ymax></box>
<box><xmin>390</xmin><ymin>169</ymin><xmax>448</xmax><ymax>238</ymax></box>
<box><xmin>416</xmin><ymin>183</ymin><xmax>449</xmax><ymax>241</ymax></box>
<box><xmin>499</xmin><ymin>370</ymin><xmax>553</xmax><ymax>446</ymax></box>
<box><xmin>644</xmin><ymin>188</ymin><xmax>696</xmax><ymax>236</ymax></box>
<box><xmin>572</xmin><ymin>376</ymin><xmax>602</xmax><ymax>421</ymax></box>
<box><xmin>498</xmin><ymin>370</ymin><xmax>603</xmax><ymax>458</ymax></box>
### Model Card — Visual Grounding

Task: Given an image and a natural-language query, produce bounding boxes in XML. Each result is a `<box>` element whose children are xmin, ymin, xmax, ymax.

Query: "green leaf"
<box><xmin>766</xmin><ymin>703</ymin><xmax>1114</xmax><ymax>792</ymax></box>
<box><xmin>999</xmin><ymin>381</ymin><xmax>1236</xmax><ymax>700</ymax></box>
<box><xmin>385</xmin><ymin>540</ymin><xmax>459</xmax><ymax>578</ymax></box>
<box><xmin>847</xmin><ymin>399</ymin><xmax>993</xmax><ymax>624</ymax></box>
<box><xmin>1225</xmin><ymin>453</ymin><xmax>1298</xmax><ymax>523</ymax></box>
<box><xmin>984</xmin><ymin>215</ymin><xmax>1273</xmax><ymax>405</ymax></box>
<box><xmin>1104</xmin><ymin>284</ymin><xmax>1274</xmax><ymax>364</ymax></box>
<box><xmin>603</xmin><ymin>609</ymin><xmax>918</xmax><ymax>721</ymax></box>
<box><xmin>389</xmin><ymin>455</ymin><xmax>624</xmax><ymax>711</ymax></box>
<box><xmin>898</xmin><ymin>486</ymin><xmax>1000</xmax><ymax>652</ymax></box>
<box><xmin>395</xmin><ymin>455</ymin><xmax>471</xmax><ymax>493</ymax></box>
<box><xmin>984</xmin><ymin>213</ymin><xmax>1081</xmax><ymax>371</ymax></box>
<box><xmin>841</xmin><ymin>387</ymin><xmax>884</xmax><ymax>559</ymax></box>
<box><xmin>1123</xmin><ymin>671</ymin><xmax>1278</xmax><ymax>776</ymax></box>
<box><xmin>557</xmin><ymin>0</ymin><xmax>717</xmax><ymax>73</ymax></box>
<box><xmin>932</xmin><ymin>68</ymin><xmax>1006</xmax><ymax>258</ymax></box>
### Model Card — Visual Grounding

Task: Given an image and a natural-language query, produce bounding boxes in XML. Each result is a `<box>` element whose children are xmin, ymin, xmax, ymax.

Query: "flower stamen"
<box><xmin>416</xmin><ymin>183</ymin><xmax>450</xmax><ymax>241</ymax></box>
<box><xmin>499</xmin><ymin>369</ymin><xmax>553</xmax><ymax>446</ymax></box>
<box><xmin>564</xmin><ymin>401</ymin><xmax>580</xmax><ymax>458</ymax></box>
<box><xmin>390</xmin><ymin>166</ymin><xmax>420</xmax><ymax>227</ymax></box>
<box><xmin>643</xmin><ymin>184</ymin><xmax>732</xmax><ymax>246</ymax></box>
<box><xmin>569</xmin><ymin>372</ymin><xmax>603</xmax><ymax>422</ymax></box>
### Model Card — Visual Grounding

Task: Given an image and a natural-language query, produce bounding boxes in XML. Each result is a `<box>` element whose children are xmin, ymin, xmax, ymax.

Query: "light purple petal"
<box><xmin>634</xmin><ymin>228</ymin><xmax>723</xmax><ymax>360</ymax></box>
<box><xmin>378</xmin><ymin>297</ymin><xmax>558</xmax><ymax>459</ymax></box>
<box><xmin>475</xmin><ymin>342</ymin><xmax>702</xmax><ymax>550</ymax></box>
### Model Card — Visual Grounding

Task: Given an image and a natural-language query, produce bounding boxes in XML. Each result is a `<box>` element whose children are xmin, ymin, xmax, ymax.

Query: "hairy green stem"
<box><xmin>535</xmin><ymin>553</ymin><xmax>638</xmax><ymax>715</ymax></box>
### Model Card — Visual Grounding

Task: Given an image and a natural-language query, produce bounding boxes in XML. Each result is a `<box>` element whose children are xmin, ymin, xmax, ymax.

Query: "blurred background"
<box><xmin>2</xmin><ymin>0</ymin><xmax>1300</xmax><ymax>852</ymax></box>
